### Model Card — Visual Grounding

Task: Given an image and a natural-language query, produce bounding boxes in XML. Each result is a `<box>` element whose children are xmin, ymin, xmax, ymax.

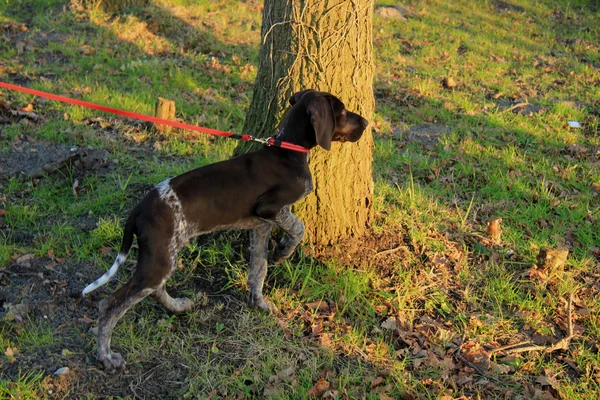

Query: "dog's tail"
<box><xmin>81</xmin><ymin>210</ymin><xmax>138</xmax><ymax>297</ymax></box>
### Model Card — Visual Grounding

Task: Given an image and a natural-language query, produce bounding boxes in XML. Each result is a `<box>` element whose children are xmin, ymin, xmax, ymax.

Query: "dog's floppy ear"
<box><xmin>289</xmin><ymin>89</ymin><xmax>315</xmax><ymax>106</ymax></box>
<box><xmin>307</xmin><ymin>96</ymin><xmax>338</xmax><ymax>151</ymax></box>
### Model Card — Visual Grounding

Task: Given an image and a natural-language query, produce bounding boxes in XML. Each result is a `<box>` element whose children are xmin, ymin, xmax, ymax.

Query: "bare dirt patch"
<box><xmin>0</xmin><ymin>248</ymin><xmax>252</xmax><ymax>399</ymax></box>
<box><xmin>0</xmin><ymin>138</ymin><xmax>114</xmax><ymax>181</ymax></box>
<box><xmin>394</xmin><ymin>123</ymin><xmax>451</xmax><ymax>150</ymax></box>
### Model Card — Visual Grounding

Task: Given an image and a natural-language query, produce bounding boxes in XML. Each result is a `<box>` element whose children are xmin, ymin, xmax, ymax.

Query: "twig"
<box><xmin>500</xmin><ymin>102</ymin><xmax>529</xmax><ymax>114</ymax></box>
<box><xmin>489</xmin><ymin>340</ymin><xmax>531</xmax><ymax>354</ymax></box>
<box><xmin>494</xmin><ymin>292</ymin><xmax>576</xmax><ymax>355</ymax></box>
<box><xmin>567</xmin><ymin>291</ymin><xmax>574</xmax><ymax>337</ymax></box>
<box><xmin>501</xmin><ymin>344</ymin><xmax>548</xmax><ymax>354</ymax></box>
<box><xmin>374</xmin><ymin>245</ymin><xmax>402</xmax><ymax>257</ymax></box>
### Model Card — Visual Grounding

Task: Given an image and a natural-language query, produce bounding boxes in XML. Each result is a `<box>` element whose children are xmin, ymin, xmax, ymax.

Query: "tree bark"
<box><xmin>242</xmin><ymin>0</ymin><xmax>375</xmax><ymax>246</ymax></box>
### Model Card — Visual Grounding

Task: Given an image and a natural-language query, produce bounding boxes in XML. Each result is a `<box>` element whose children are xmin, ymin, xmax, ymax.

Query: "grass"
<box><xmin>0</xmin><ymin>0</ymin><xmax>599</xmax><ymax>398</ymax></box>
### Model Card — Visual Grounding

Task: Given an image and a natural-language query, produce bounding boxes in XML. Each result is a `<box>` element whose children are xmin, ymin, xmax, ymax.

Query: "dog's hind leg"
<box><xmin>96</xmin><ymin>235</ymin><xmax>173</xmax><ymax>372</ymax></box>
<box><xmin>272</xmin><ymin>206</ymin><xmax>305</xmax><ymax>263</ymax></box>
<box><xmin>247</xmin><ymin>222</ymin><xmax>274</xmax><ymax>312</ymax></box>
<box><xmin>96</xmin><ymin>279</ymin><xmax>153</xmax><ymax>373</ymax></box>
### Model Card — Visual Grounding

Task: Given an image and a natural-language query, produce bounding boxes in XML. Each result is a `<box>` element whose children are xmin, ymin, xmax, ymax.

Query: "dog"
<box><xmin>81</xmin><ymin>89</ymin><xmax>368</xmax><ymax>372</ymax></box>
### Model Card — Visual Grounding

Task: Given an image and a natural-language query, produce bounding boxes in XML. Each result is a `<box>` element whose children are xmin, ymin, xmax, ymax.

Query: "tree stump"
<box><xmin>537</xmin><ymin>247</ymin><xmax>569</xmax><ymax>273</ymax></box>
<box><xmin>154</xmin><ymin>97</ymin><xmax>176</xmax><ymax>135</ymax></box>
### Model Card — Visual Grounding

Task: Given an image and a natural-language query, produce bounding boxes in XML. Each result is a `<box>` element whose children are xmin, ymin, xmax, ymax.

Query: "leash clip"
<box><xmin>251</xmin><ymin>136</ymin><xmax>271</xmax><ymax>146</ymax></box>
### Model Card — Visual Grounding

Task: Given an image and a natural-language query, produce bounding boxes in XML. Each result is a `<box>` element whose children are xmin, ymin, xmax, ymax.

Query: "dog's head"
<box><xmin>289</xmin><ymin>89</ymin><xmax>368</xmax><ymax>151</ymax></box>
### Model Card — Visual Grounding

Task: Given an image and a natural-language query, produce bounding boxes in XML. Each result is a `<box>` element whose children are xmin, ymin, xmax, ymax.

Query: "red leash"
<box><xmin>0</xmin><ymin>81</ymin><xmax>310</xmax><ymax>153</ymax></box>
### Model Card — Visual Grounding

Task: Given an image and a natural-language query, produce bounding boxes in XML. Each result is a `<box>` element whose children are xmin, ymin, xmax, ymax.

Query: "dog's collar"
<box><xmin>265</xmin><ymin>136</ymin><xmax>310</xmax><ymax>153</ymax></box>
<box><xmin>267</xmin><ymin>127</ymin><xmax>311</xmax><ymax>153</ymax></box>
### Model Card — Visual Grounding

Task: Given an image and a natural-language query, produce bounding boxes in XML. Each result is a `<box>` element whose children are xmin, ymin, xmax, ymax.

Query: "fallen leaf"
<box><xmin>320</xmin><ymin>333</ymin><xmax>334</xmax><ymax>348</ymax></box>
<box><xmin>311</xmin><ymin>321</ymin><xmax>323</xmax><ymax>337</ymax></box>
<box><xmin>15</xmin><ymin>41</ymin><xmax>25</xmax><ymax>54</ymax></box>
<box><xmin>322</xmin><ymin>390</ymin><xmax>339</xmax><ymax>399</ymax></box>
<box><xmin>61</xmin><ymin>349</ymin><xmax>74</xmax><ymax>357</ymax></box>
<box><xmin>370</xmin><ymin>376</ymin><xmax>384</xmax><ymax>388</ymax></box>
<box><xmin>5</xmin><ymin>347</ymin><xmax>17</xmax><ymax>363</ymax></box>
<box><xmin>486</xmin><ymin>218</ymin><xmax>502</xmax><ymax>242</ymax></box>
<box><xmin>80</xmin><ymin>44</ymin><xmax>95</xmax><ymax>55</ymax></box>
<box><xmin>17</xmin><ymin>103</ymin><xmax>33</xmax><ymax>112</ymax></box>
<box><xmin>371</xmin><ymin>383</ymin><xmax>393</xmax><ymax>395</ymax></box>
<box><xmin>307</xmin><ymin>378</ymin><xmax>330</xmax><ymax>397</ymax></box>
<box><xmin>532</xmin><ymin>333</ymin><xmax>555</xmax><ymax>346</ymax></box>
<box><xmin>263</xmin><ymin>385</ymin><xmax>281</xmax><ymax>397</ymax></box>
<box><xmin>78</xmin><ymin>315</ymin><xmax>95</xmax><ymax>324</ymax></box>
<box><xmin>442</xmin><ymin>76</ymin><xmax>456</xmax><ymax>88</ymax></box>
<box><xmin>268</xmin><ymin>365</ymin><xmax>295</xmax><ymax>384</ymax></box>
<box><xmin>490</xmin><ymin>361</ymin><xmax>512</xmax><ymax>374</ymax></box>
<box><xmin>527</xmin><ymin>266</ymin><xmax>549</xmax><ymax>282</ymax></box>
<box><xmin>72</xmin><ymin>179</ymin><xmax>79</xmax><ymax>197</ymax></box>
<box><xmin>381</xmin><ymin>317</ymin><xmax>398</xmax><ymax>331</ymax></box>
<box><xmin>462</xmin><ymin>343</ymin><xmax>491</xmax><ymax>371</ymax></box>
<box><xmin>16</xmin><ymin>253</ymin><xmax>34</xmax><ymax>264</ymax></box>
<box><xmin>305</xmin><ymin>300</ymin><xmax>330</xmax><ymax>313</ymax></box>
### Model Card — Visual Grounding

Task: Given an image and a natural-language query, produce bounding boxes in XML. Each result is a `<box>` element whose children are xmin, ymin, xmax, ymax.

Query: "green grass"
<box><xmin>1</xmin><ymin>0</ymin><xmax>599</xmax><ymax>398</ymax></box>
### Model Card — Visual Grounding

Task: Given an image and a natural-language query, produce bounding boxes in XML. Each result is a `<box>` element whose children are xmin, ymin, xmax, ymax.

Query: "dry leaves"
<box><xmin>461</xmin><ymin>342</ymin><xmax>491</xmax><ymax>371</ymax></box>
<box><xmin>268</xmin><ymin>365</ymin><xmax>295</xmax><ymax>384</ymax></box>
<box><xmin>78</xmin><ymin>315</ymin><xmax>95</xmax><ymax>325</ymax></box>
<box><xmin>486</xmin><ymin>218</ymin><xmax>502</xmax><ymax>242</ymax></box>
<box><xmin>306</xmin><ymin>378</ymin><xmax>330</xmax><ymax>398</ymax></box>
<box><xmin>5</xmin><ymin>347</ymin><xmax>18</xmax><ymax>363</ymax></box>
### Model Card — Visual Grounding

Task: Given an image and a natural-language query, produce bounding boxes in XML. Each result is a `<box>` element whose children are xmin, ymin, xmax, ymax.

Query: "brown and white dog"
<box><xmin>81</xmin><ymin>89</ymin><xmax>368</xmax><ymax>372</ymax></box>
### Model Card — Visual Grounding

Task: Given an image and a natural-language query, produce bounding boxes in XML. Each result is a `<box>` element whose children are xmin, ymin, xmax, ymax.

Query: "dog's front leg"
<box><xmin>247</xmin><ymin>222</ymin><xmax>275</xmax><ymax>312</ymax></box>
<box><xmin>272</xmin><ymin>206</ymin><xmax>305</xmax><ymax>264</ymax></box>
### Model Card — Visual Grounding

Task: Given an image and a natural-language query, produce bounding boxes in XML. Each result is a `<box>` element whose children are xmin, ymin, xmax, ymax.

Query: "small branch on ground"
<box><xmin>374</xmin><ymin>245</ymin><xmax>402</xmax><ymax>257</ymax></box>
<box><xmin>492</xmin><ymin>292</ymin><xmax>576</xmax><ymax>355</ymax></box>
<box><xmin>501</xmin><ymin>101</ymin><xmax>529</xmax><ymax>114</ymax></box>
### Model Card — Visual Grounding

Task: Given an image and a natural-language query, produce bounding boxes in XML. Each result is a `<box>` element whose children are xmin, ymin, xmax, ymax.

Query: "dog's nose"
<box><xmin>360</xmin><ymin>118</ymin><xmax>369</xmax><ymax>129</ymax></box>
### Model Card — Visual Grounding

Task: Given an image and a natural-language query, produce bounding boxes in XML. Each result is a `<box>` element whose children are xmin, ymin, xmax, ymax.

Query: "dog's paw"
<box><xmin>172</xmin><ymin>297</ymin><xmax>194</xmax><ymax>314</ymax></box>
<box><xmin>248</xmin><ymin>296</ymin><xmax>279</xmax><ymax>314</ymax></box>
<box><xmin>264</xmin><ymin>300</ymin><xmax>279</xmax><ymax>314</ymax></box>
<box><xmin>99</xmin><ymin>352</ymin><xmax>126</xmax><ymax>373</ymax></box>
<box><xmin>273</xmin><ymin>244</ymin><xmax>295</xmax><ymax>264</ymax></box>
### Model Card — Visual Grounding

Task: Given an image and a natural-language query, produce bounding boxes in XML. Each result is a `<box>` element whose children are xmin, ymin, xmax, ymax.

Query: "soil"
<box><xmin>309</xmin><ymin>229</ymin><xmax>409</xmax><ymax>277</ymax></box>
<box><xmin>394</xmin><ymin>123</ymin><xmax>451</xmax><ymax>151</ymax></box>
<box><xmin>0</xmin><ymin>235</ymin><xmax>251</xmax><ymax>399</ymax></box>
<box><xmin>0</xmin><ymin>138</ymin><xmax>114</xmax><ymax>181</ymax></box>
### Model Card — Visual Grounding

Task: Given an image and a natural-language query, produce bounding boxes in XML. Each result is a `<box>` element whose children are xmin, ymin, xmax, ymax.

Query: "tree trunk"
<box><xmin>242</xmin><ymin>0</ymin><xmax>375</xmax><ymax>246</ymax></box>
